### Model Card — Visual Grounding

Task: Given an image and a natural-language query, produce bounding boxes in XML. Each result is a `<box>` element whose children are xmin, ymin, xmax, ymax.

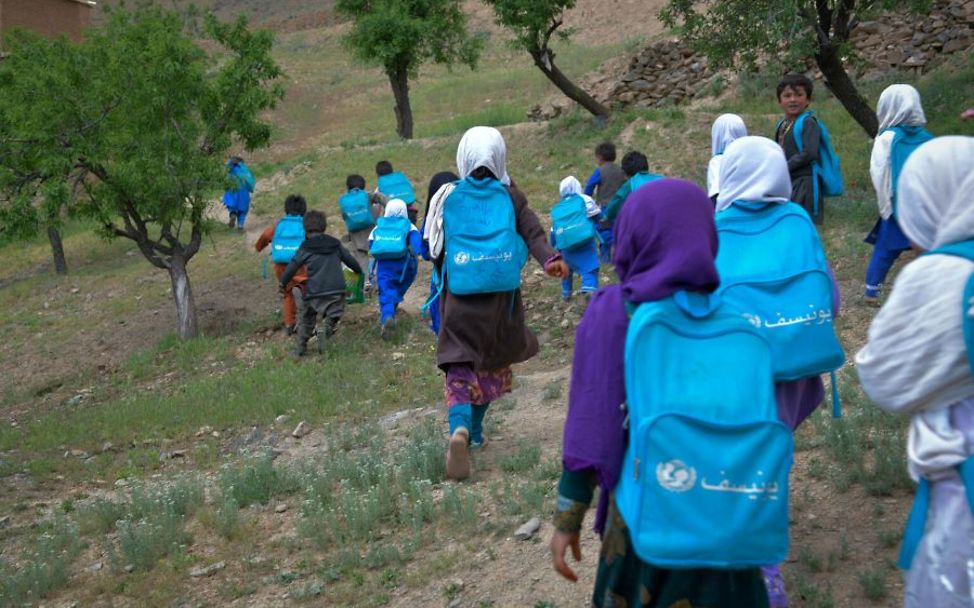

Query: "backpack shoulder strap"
<box><xmin>925</xmin><ymin>240</ymin><xmax>974</xmax><ymax>377</ymax></box>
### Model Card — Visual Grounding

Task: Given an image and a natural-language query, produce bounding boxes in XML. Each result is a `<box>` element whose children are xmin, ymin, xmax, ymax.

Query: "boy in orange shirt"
<box><xmin>255</xmin><ymin>194</ymin><xmax>308</xmax><ymax>334</ymax></box>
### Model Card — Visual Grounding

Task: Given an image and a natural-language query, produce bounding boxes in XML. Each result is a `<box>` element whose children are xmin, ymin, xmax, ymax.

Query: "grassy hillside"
<box><xmin>1</xmin><ymin>7</ymin><xmax>974</xmax><ymax>606</ymax></box>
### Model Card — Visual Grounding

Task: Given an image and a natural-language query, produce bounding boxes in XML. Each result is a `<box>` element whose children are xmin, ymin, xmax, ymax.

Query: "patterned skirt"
<box><xmin>444</xmin><ymin>364</ymin><xmax>513</xmax><ymax>407</ymax></box>
<box><xmin>593</xmin><ymin>500</ymin><xmax>770</xmax><ymax>608</ymax></box>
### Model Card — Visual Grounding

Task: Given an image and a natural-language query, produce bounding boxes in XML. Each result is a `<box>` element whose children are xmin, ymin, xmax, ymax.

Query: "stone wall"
<box><xmin>529</xmin><ymin>0</ymin><xmax>974</xmax><ymax>121</ymax></box>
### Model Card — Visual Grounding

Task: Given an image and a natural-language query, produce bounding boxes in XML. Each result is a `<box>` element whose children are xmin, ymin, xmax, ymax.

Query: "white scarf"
<box><xmin>714</xmin><ymin>136</ymin><xmax>791</xmax><ymax>213</ymax></box>
<box><xmin>424</xmin><ymin>126</ymin><xmax>510</xmax><ymax>258</ymax></box>
<box><xmin>869</xmin><ymin>84</ymin><xmax>928</xmax><ymax>219</ymax></box>
<box><xmin>855</xmin><ymin>136</ymin><xmax>974</xmax><ymax>479</ymax></box>
<box><xmin>559</xmin><ymin>176</ymin><xmax>600</xmax><ymax>218</ymax></box>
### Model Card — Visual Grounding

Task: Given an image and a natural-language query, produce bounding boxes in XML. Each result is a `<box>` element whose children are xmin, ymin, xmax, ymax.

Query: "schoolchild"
<box><xmin>424</xmin><ymin>126</ymin><xmax>568</xmax><ymax>480</ymax></box>
<box><xmin>715</xmin><ymin>136</ymin><xmax>842</xmax><ymax>607</ymax></box>
<box><xmin>340</xmin><ymin>174</ymin><xmax>387</xmax><ymax>293</ymax></box>
<box><xmin>863</xmin><ymin>85</ymin><xmax>933</xmax><ymax>306</ymax></box>
<box><xmin>369</xmin><ymin>199</ymin><xmax>423</xmax><ymax>339</ymax></box>
<box><xmin>774</xmin><ymin>73</ymin><xmax>832</xmax><ymax>224</ymax></box>
<box><xmin>549</xmin><ymin>178</ymin><xmax>769</xmax><ymax>607</ymax></box>
<box><xmin>856</xmin><ymin>137</ymin><xmax>974</xmax><ymax>608</ymax></box>
<box><xmin>375</xmin><ymin>160</ymin><xmax>419</xmax><ymax>224</ymax></box>
<box><xmin>223</xmin><ymin>156</ymin><xmax>255</xmax><ymax>230</ymax></box>
<box><xmin>551</xmin><ymin>176</ymin><xmax>601</xmax><ymax>302</ymax></box>
<box><xmin>706</xmin><ymin>113</ymin><xmax>747</xmax><ymax>205</ymax></box>
<box><xmin>584</xmin><ymin>142</ymin><xmax>627</xmax><ymax>263</ymax></box>
<box><xmin>420</xmin><ymin>171</ymin><xmax>460</xmax><ymax>334</ymax></box>
<box><xmin>280</xmin><ymin>211</ymin><xmax>363</xmax><ymax>357</ymax></box>
<box><xmin>603</xmin><ymin>151</ymin><xmax>663</xmax><ymax>223</ymax></box>
<box><xmin>255</xmin><ymin>194</ymin><xmax>309</xmax><ymax>334</ymax></box>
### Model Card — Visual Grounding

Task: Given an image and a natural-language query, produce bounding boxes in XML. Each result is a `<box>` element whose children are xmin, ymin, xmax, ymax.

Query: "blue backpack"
<box><xmin>340</xmin><ymin>189</ymin><xmax>375</xmax><ymax>232</ymax></box>
<box><xmin>441</xmin><ymin>177</ymin><xmax>528</xmax><ymax>296</ymax></box>
<box><xmin>551</xmin><ymin>194</ymin><xmax>595</xmax><ymax>251</ymax></box>
<box><xmin>369</xmin><ymin>216</ymin><xmax>412</xmax><ymax>260</ymax></box>
<box><xmin>615</xmin><ymin>291</ymin><xmax>792</xmax><ymax>568</ymax></box>
<box><xmin>789</xmin><ymin>111</ymin><xmax>844</xmax><ymax>205</ymax></box>
<box><xmin>270</xmin><ymin>215</ymin><xmax>305</xmax><ymax>263</ymax></box>
<box><xmin>715</xmin><ymin>202</ymin><xmax>844</xmax><ymax>382</ymax></box>
<box><xmin>376</xmin><ymin>172</ymin><xmax>416</xmax><ymax>204</ymax></box>
<box><xmin>897</xmin><ymin>240</ymin><xmax>974</xmax><ymax>570</ymax></box>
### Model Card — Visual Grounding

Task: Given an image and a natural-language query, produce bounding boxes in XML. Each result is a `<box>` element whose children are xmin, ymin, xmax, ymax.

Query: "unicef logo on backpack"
<box><xmin>453</xmin><ymin>251</ymin><xmax>470</xmax><ymax>265</ymax></box>
<box><xmin>656</xmin><ymin>459</ymin><xmax>697</xmax><ymax>493</ymax></box>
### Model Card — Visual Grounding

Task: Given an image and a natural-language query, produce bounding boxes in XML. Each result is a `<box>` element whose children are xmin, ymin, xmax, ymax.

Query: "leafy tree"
<box><xmin>0</xmin><ymin>6</ymin><xmax>283</xmax><ymax>338</ymax></box>
<box><xmin>335</xmin><ymin>0</ymin><xmax>484</xmax><ymax>139</ymax></box>
<box><xmin>660</xmin><ymin>0</ymin><xmax>928</xmax><ymax>137</ymax></box>
<box><xmin>0</xmin><ymin>35</ymin><xmax>78</xmax><ymax>274</ymax></box>
<box><xmin>484</xmin><ymin>0</ymin><xmax>609</xmax><ymax>119</ymax></box>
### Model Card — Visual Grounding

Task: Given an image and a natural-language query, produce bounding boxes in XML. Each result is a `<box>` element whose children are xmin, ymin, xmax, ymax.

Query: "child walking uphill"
<box><xmin>549</xmin><ymin>179</ymin><xmax>771</xmax><ymax>607</ymax></box>
<box><xmin>280</xmin><ymin>211</ymin><xmax>363</xmax><ymax>357</ymax></box>
<box><xmin>603</xmin><ymin>151</ymin><xmax>663</xmax><ymax>223</ymax></box>
<box><xmin>340</xmin><ymin>174</ymin><xmax>386</xmax><ymax>294</ymax></box>
<box><xmin>551</xmin><ymin>176</ymin><xmax>601</xmax><ymax>302</ymax></box>
<box><xmin>369</xmin><ymin>199</ymin><xmax>422</xmax><ymax>339</ymax></box>
<box><xmin>424</xmin><ymin>126</ymin><xmax>568</xmax><ymax>481</ymax></box>
<box><xmin>856</xmin><ymin>137</ymin><xmax>974</xmax><ymax>608</ymax></box>
<box><xmin>375</xmin><ymin>161</ymin><xmax>419</xmax><ymax>224</ymax></box>
<box><xmin>706</xmin><ymin>113</ymin><xmax>747</xmax><ymax>204</ymax></box>
<box><xmin>715</xmin><ymin>136</ymin><xmax>843</xmax><ymax>607</ymax></box>
<box><xmin>255</xmin><ymin>194</ymin><xmax>309</xmax><ymax>334</ymax></box>
<box><xmin>223</xmin><ymin>156</ymin><xmax>255</xmax><ymax>230</ymax></box>
<box><xmin>863</xmin><ymin>84</ymin><xmax>933</xmax><ymax>306</ymax></box>
<box><xmin>584</xmin><ymin>142</ymin><xmax>627</xmax><ymax>263</ymax></box>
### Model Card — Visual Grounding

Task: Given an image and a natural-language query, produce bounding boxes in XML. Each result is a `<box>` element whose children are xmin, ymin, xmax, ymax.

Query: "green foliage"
<box><xmin>0</xmin><ymin>5</ymin><xmax>283</xmax><ymax>334</ymax></box>
<box><xmin>483</xmin><ymin>0</ymin><xmax>577</xmax><ymax>52</ymax></box>
<box><xmin>334</xmin><ymin>0</ymin><xmax>483</xmax><ymax>77</ymax></box>
<box><xmin>660</xmin><ymin>0</ymin><xmax>929</xmax><ymax>70</ymax></box>
<box><xmin>0</xmin><ymin>520</ymin><xmax>81</xmax><ymax>605</ymax></box>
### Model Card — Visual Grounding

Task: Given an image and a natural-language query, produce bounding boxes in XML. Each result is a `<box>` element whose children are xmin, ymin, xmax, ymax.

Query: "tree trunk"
<box><xmin>167</xmin><ymin>254</ymin><xmax>199</xmax><ymax>340</ymax></box>
<box><xmin>388</xmin><ymin>67</ymin><xmax>414</xmax><ymax>140</ymax></box>
<box><xmin>815</xmin><ymin>44</ymin><xmax>877</xmax><ymax>137</ymax></box>
<box><xmin>530</xmin><ymin>47</ymin><xmax>610</xmax><ymax>119</ymax></box>
<box><xmin>47</xmin><ymin>226</ymin><xmax>67</xmax><ymax>275</ymax></box>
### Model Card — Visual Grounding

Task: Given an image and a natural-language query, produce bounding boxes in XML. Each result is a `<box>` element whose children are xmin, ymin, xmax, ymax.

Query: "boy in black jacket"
<box><xmin>280</xmin><ymin>210</ymin><xmax>363</xmax><ymax>356</ymax></box>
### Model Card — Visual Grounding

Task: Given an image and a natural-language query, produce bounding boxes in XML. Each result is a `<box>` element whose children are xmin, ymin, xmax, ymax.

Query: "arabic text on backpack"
<box><xmin>441</xmin><ymin>177</ymin><xmax>528</xmax><ymax>296</ymax></box>
<box><xmin>270</xmin><ymin>215</ymin><xmax>306</xmax><ymax>264</ymax></box>
<box><xmin>715</xmin><ymin>202</ymin><xmax>844</xmax><ymax>381</ymax></box>
<box><xmin>369</xmin><ymin>216</ymin><xmax>412</xmax><ymax>260</ymax></box>
<box><xmin>551</xmin><ymin>194</ymin><xmax>596</xmax><ymax>251</ymax></box>
<box><xmin>615</xmin><ymin>291</ymin><xmax>792</xmax><ymax>568</ymax></box>
<box><xmin>340</xmin><ymin>189</ymin><xmax>375</xmax><ymax>232</ymax></box>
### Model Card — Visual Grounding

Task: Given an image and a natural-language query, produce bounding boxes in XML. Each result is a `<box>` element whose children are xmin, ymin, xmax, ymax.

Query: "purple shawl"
<box><xmin>561</xmin><ymin>178</ymin><xmax>720</xmax><ymax>533</ymax></box>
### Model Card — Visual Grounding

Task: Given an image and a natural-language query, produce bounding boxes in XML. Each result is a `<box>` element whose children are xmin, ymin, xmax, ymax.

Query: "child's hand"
<box><xmin>545</xmin><ymin>260</ymin><xmax>569</xmax><ymax>279</ymax></box>
<box><xmin>549</xmin><ymin>530</ymin><xmax>581</xmax><ymax>582</ymax></box>
<box><xmin>962</xmin><ymin>108</ymin><xmax>974</xmax><ymax>121</ymax></box>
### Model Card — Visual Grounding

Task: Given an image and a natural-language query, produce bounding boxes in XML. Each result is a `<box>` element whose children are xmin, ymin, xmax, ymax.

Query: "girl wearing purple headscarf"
<box><xmin>548</xmin><ymin>178</ymin><xmax>769</xmax><ymax>607</ymax></box>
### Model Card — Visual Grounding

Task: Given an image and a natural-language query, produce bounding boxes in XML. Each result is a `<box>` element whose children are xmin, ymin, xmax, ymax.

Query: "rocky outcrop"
<box><xmin>529</xmin><ymin>0</ymin><xmax>974</xmax><ymax>121</ymax></box>
<box><xmin>850</xmin><ymin>0</ymin><xmax>974</xmax><ymax>78</ymax></box>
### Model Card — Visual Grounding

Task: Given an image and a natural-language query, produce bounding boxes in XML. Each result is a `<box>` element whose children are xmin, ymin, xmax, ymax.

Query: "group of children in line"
<box><xmin>244</xmin><ymin>73</ymin><xmax>971</xmax><ymax>608</ymax></box>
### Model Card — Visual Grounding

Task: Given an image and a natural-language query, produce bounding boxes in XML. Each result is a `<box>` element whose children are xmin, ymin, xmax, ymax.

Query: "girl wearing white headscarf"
<box><xmin>856</xmin><ymin>137</ymin><xmax>974</xmax><ymax>608</ymax></box>
<box><xmin>863</xmin><ymin>84</ymin><xmax>934</xmax><ymax>305</ymax></box>
<box><xmin>706</xmin><ymin>114</ymin><xmax>748</xmax><ymax>202</ymax></box>
<box><xmin>717</xmin><ymin>136</ymin><xmax>839</xmax><ymax>608</ymax></box>
<box><xmin>368</xmin><ymin>199</ymin><xmax>422</xmax><ymax>338</ymax></box>
<box><xmin>552</xmin><ymin>176</ymin><xmax>601</xmax><ymax>302</ymax></box>
<box><xmin>425</xmin><ymin>126</ymin><xmax>567</xmax><ymax>481</ymax></box>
